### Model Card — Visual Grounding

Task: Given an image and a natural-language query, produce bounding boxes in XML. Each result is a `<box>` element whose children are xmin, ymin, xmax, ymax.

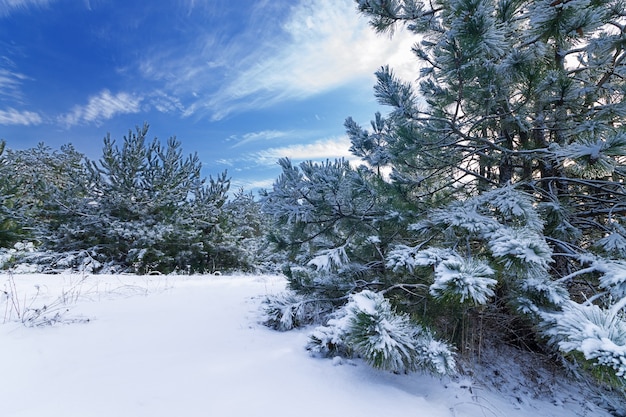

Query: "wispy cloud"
<box><xmin>0</xmin><ymin>0</ymin><xmax>55</xmax><ymax>17</ymax></box>
<box><xmin>228</xmin><ymin>130</ymin><xmax>292</xmax><ymax>148</ymax></box>
<box><xmin>227</xmin><ymin>135</ymin><xmax>362</xmax><ymax>192</ymax></box>
<box><xmin>253</xmin><ymin>136</ymin><xmax>355</xmax><ymax>166</ymax></box>
<box><xmin>148</xmin><ymin>90</ymin><xmax>185</xmax><ymax>114</ymax></box>
<box><xmin>58</xmin><ymin>89</ymin><xmax>142</xmax><ymax>127</ymax></box>
<box><xmin>138</xmin><ymin>0</ymin><xmax>416</xmax><ymax>121</ymax></box>
<box><xmin>216</xmin><ymin>135</ymin><xmax>355</xmax><ymax>171</ymax></box>
<box><xmin>0</xmin><ymin>107</ymin><xmax>42</xmax><ymax>125</ymax></box>
<box><xmin>201</xmin><ymin>0</ymin><xmax>416</xmax><ymax>120</ymax></box>
<box><xmin>230</xmin><ymin>177</ymin><xmax>276</xmax><ymax>192</ymax></box>
<box><xmin>57</xmin><ymin>89</ymin><xmax>185</xmax><ymax>127</ymax></box>
<box><xmin>0</xmin><ymin>56</ymin><xmax>30</xmax><ymax>103</ymax></box>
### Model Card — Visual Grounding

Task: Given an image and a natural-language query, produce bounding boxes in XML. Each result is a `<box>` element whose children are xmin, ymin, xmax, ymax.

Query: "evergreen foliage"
<box><xmin>0</xmin><ymin>142</ymin><xmax>88</xmax><ymax>250</ymax></box>
<box><xmin>0</xmin><ymin>140</ymin><xmax>22</xmax><ymax>247</ymax></box>
<box><xmin>0</xmin><ymin>126</ymin><xmax>268</xmax><ymax>274</ymax></box>
<box><xmin>261</xmin><ymin>0</ymin><xmax>626</xmax><ymax>383</ymax></box>
<box><xmin>307</xmin><ymin>290</ymin><xmax>456</xmax><ymax>375</ymax></box>
<box><xmin>542</xmin><ymin>298</ymin><xmax>626</xmax><ymax>384</ymax></box>
<box><xmin>53</xmin><ymin>124</ymin><xmax>233</xmax><ymax>273</ymax></box>
<box><xmin>262</xmin><ymin>290</ymin><xmax>333</xmax><ymax>331</ymax></box>
<box><xmin>219</xmin><ymin>188</ymin><xmax>274</xmax><ymax>272</ymax></box>
<box><xmin>261</xmin><ymin>157</ymin><xmax>414</xmax><ymax>294</ymax></box>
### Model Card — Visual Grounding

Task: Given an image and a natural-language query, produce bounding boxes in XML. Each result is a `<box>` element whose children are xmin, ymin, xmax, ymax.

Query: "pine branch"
<box><xmin>381</xmin><ymin>283</ymin><xmax>429</xmax><ymax>296</ymax></box>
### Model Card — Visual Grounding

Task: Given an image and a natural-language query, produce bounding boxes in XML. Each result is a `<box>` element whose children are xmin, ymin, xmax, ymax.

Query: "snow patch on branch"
<box><xmin>386</xmin><ymin>246</ymin><xmax>455</xmax><ymax>272</ymax></box>
<box><xmin>307</xmin><ymin>246</ymin><xmax>350</xmax><ymax>273</ymax></box>
<box><xmin>430</xmin><ymin>257</ymin><xmax>497</xmax><ymax>305</ymax></box>
<box><xmin>488</xmin><ymin>227</ymin><xmax>552</xmax><ymax>268</ymax></box>
<box><xmin>545</xmin><ymin>300</ymin><xmax>626</xmax><ymax>379</ymax></box>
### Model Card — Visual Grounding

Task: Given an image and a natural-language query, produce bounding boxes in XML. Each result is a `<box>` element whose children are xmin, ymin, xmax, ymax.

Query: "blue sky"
<box><xmin>0</xmin><ymin>0</ymin><xmax>416</xmax><ymax>192</ymax></box>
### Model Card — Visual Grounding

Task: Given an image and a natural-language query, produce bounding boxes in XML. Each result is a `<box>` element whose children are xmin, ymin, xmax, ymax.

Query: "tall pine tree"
<box><xmin>263</xmin><ymin>0</ymin><xmax>626</xmax><ymax>383</ymax></box>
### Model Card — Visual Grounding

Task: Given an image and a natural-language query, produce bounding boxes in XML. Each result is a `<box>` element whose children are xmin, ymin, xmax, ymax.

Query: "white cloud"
<box><xmin>201</xmin><ymin>0</ymin><xmax>416</xmax><ymax>120</ymax></box>
<box><xmin>139</xmin><ymin>0</ymin><xmax>417</xmax><ymax>120</ymax></box>
<box><xmin>227</xmin><ymin>135</ymin><xmax>365</xmax><ymax>192</ymax></box>
<box><xmin>0</xmin><ymin>68</ymin><xmax>27</xmax><ymax>99</ymax></box>
<box><xmin>147</xmin><ymin>90</ymin><xmax>185</xmax><ymax>114</ymax></box>
<box><xmin>215</xmin><ymin>135</ymin><xmax>355</xmax><ymax>170</ymax></box>
<box><xmin>231</xmin><ymin>177</ymin><xmax>276</xmax><ymax>192</ymax></box>
<box><xmin>0</xmin><ymin>107</ymin><xmax>42</xmax><ymax>125</ymax></box>
<box><xmin>254</xmin><ymin>135</ymin><xmax>356</xmax><ymax>166</ymax></box>
<box><xmin>58</xmin><ymin>90</ymin><xmax>142</xmax><ymax>127</ymax></box>
<box><xmin>0</xmin><ymin>0</ymin><xmax>55</xmax><ymax>17</ymax></box>
<box><xmin>228</xmin><ymin>130</ymin><xmax>292</xmax><ymax>148</ymax></box>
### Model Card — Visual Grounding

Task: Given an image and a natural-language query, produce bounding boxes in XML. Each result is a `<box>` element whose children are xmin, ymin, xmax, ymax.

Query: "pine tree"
<box><xmin>356</xmin><ymin>0</ymin><xmax>626</xmax><ymax>268</ymax></box>
<box><xmin>351</xmin><ymin>0</ymin><xmax>626</xmax><ymax>381</ymax></box>
<box><xmin>0</xmin><ymin>142</ymin><xmax>89</xmax><ymax>249</ymax></box>
<box><xmin>0</xmin><ymin>140</ymin><xmax>23</xmax><ymax>247</ymax></box>
<box><xmin>262</xmin><ymin>157</ymin><xmax>415</xmax><ymax>296</ymax></box>
<box><xmin>220</xmin><ymin>188</ymin><xmax>273</xmax><ymax>272</ymax></box>
<box><xmin>262</xmin><ymin>157</ymin><xmax>460</xmax><ymax>374</ymax></box>
<box><xmin>307</xmin><ymin>290</ymin><xmax>456</xmax><ymax>374</ymax></box>
<box><xmin>0</xmin><ymin>130</ymin><xmax>267</xmax><ymax>274</ymax></box>
<box><xmin>44</xmin><ymin>124</ymin><xmax>232</xmax><ymax>273</ymax></box>
<box><xmin>263</xmin><ymin>0</ymin><xmax>626</xmax><ymax>382</ymax></box>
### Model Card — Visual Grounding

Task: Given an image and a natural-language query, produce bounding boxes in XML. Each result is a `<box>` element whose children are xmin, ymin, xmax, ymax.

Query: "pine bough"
<box><xmin>307</xmin><ymin>290</ymin><xmax>456</xmax><ymax>375</ymax></box>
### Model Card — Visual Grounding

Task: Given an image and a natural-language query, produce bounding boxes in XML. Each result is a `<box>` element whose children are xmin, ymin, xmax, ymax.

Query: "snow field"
<box><xmin>0</xmin><ymin>273</ymin><xmax>614</xmax><ymax>417</ymax></box>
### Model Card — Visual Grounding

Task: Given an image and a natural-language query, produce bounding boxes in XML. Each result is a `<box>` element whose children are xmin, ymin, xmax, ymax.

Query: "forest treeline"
<box><xmin>0</xmin><ymin>125</ymin><xmax>273</xmax><ymax>274</ymax></box>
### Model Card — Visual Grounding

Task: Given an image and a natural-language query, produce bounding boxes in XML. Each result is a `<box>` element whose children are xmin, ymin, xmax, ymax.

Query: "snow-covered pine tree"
<box><xmin>0</xmin><ymin>142</ymin><xmax>89</xmax><ymax>249</ymax></box>
<box><xmin>262</xmin><ymin>157</ymin><xmax>415</xmax><ymax>297</ymax></box>
<box><xmin>0</xmin><ymin>140</ymin><xmax>21</xmax><ymax>248</ymax></box>
<box><xmin>219</xmin><ymin>188</ymin><xmax>274</xmax><ymax>272</ymax></box>
<box><xmin>45</xmin><ymin>124</ymin><xmax>232</xmax><ymax>273</ymax></box>
<box><xmin>263</xmin><ymin>0</ymin><xmax>626</xmax><ymax>383</ymax></box>
<box><xmin>355</xmin><ymin>0</ymin><xmax>626</xmax><ymax>269</ymax></box>
<box><xmin>187</xmin><ymin>170</ymin><xmax>237</xmax><ymax>272</ymax></box>
<box><xmin>261</xmin><ymin>156</ymin><xmax>461</xmax><ymax>374</ymax></box>
<box><xmin>0</xmin><ymin>142</ymin><xmax>99</xmax><ymax>270</ymax></box>
<box><xmin>351</xmin><ymin>0</ymin><xmax>626</xmax><ymax>381</ymax></box>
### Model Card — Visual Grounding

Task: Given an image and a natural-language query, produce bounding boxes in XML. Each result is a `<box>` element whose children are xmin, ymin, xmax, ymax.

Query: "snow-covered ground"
<box><xmin>0</xmin><ymin>273</ymin><xmax>616</xmax><ymax>417</ymax></box>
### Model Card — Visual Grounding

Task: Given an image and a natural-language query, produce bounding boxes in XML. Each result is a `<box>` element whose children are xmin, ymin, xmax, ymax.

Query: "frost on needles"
<box><xmin>307</xmin><ymin>290</ymin><xmax>456</xmax><ymax>375</ymax></box>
